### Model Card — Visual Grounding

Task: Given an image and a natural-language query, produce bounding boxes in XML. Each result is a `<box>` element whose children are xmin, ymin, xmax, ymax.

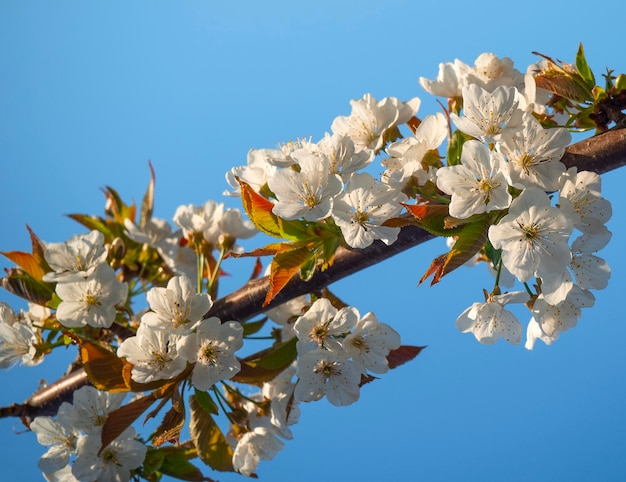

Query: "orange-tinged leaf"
<box><xmin>238</xmin><ymin>178</ymin><xmax>305</xmax><ymax>241</ymax></box>
<box><xmin>189</xmin><ymin>394</ymin><xmax>234</xmax><ymax>472</ymax></box>
<box><xmin>227</xmin><ymin>242</ymin><xmax>286</xmax><ymax>259</ymax></box>
<box><xmin>264</xmin><ymin>245</ymin><xmax>315</xmax><ymax>306</ymax></box>
<box><xmin>67</xmin><ymin>333</ymin><xmax>130</xmax><ymax>392</ymax></box>
<box><xmin>1</xmin><ymin>226</ymin><xmax>51</xmax><ymax>281</ymax></box>
<box><xmin>1</xmin><ymin>251</ymin><xmax>47</xmax><ymax>281</ymax></box>
<box><xmin>249</xmin><ymin>257</ymin><xmax>264</xmax><ymax>280</ymax></box>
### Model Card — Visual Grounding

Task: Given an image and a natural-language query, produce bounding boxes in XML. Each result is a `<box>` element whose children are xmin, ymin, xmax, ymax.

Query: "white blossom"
<box><xmin>294</xmin><ymin>348</ymin><xmax>361</xmax><ymax>406</ymax></box>
<box><xmin>343</xmin><ymin>312</ymin><xmax>401</xmax><ymax>374</ymax></box>
<box><xmin>55</xmin><ymin>264</ymin><xmax>127</xmax><ymax>329</ymax></box>
<box><xmin>232</xmin><ymin>427</ymin><xmax>285</xmax><ymax>476</ymax></box>
<box><xmin>116</xmin><ymin>324</ymin><xmax>186</xmax><ymax>383</ymax></box>
<box><xmin>498</xmin><ymin>112</ymin><xmax>570</xmax><ymax>191</ymax></box>
<box><xmin>72</xmin><ymin>428</ymin><xmax>146</xmax><ymax>482</ymax></box>
<box><xmin>293</xmin><ymin>298</ymin><xmax>358</xmax><ymax>355</ymax></box>
<box><xmin>332</xmin><ymin>172</ymin><xmax>405</xmax><ymax>249</ymax></box>
<box><xmin>455</xmin><ymin>291</ymin><xmax>528</xmax><ymax>345</ymax></box>
<box><xmin>142</xmin><ymin>275</ymin><xmax>212</xmax><ymax>335</ymax></box>
<box><xmin>452</xmin><ymin>84</ymin><xmax>523</xmax><ymax>142</ymax></box>
<box><xmin>489</xmin><ymin>188</ymin><xmax>573</xmax><ymax>282</ymax></box>
<box><xmin>267</xmin><ymin>149</ymin><xmax>343</xmax><ymax>221</ymax></box>
<box><xmin>177</xmin><ymin>317</ymin><xmax>243</xmax><ymax>390</ymax></box>
<box><xmin>436</xmin><ymin>140</ymin><xmax>511</xmax><ymax>218</ymax></box>
<box><xmin>331</xmin><ymin>93</ymin><xmax>420</xmax><ymax>151</ymax></box>
<box><xmin>43</xmin><ymin>231</ymin><xmax>108</xmax><ymax>283</ymax></box>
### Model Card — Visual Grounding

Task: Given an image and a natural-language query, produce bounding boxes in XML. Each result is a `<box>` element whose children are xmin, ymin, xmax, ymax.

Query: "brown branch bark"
<box><xmin>4</xmin><ymin>128</ymin><xmax>626</xmax><ymax>423</ymax></box>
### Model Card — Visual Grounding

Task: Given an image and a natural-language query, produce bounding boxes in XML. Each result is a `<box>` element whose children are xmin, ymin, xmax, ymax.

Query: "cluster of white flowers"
<box><xmin>292</xmin><ymin>298</ymin><xmax>400</xmax><ymax>405</ymax></box>
<box><xmin>228</xmin><ymin>51</ymin><xmax>612</xmax><ymax>350</ymax></box>
<box><xmin>117</xmin><ymin>275</ymin><xmax>243</xmax><ymax>388</ymax></box>
<box><xmin>0</xmin><ymin>49</ymin><xmax>616</xmax><ymax>481</ymax></box>
<box><xmin>232</xmin><ymin>365</ymin><xmax>300</xmax><ymax>476</ymax></box>
<box><xmin>45</xmin><ymin>231</ymin><xmax>127</xmax><ymax>329</ymax></box>
<box><xmin>0</xmin><ymin>302</ymin><xmax>46</xmax><ymax>368</ymax></box>
<box><xmin>231</xmin><ymin>298</ymin><xmax>400</xmax><ymax>476</ymax></box>
<box><xmin>30</xmin><ymin>385</ymin><xmax>146</xmax><ymax>482</ymax></box>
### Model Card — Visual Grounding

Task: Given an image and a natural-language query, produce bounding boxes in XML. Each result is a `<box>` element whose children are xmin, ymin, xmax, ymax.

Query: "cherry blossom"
<box><xmin>498</xmin><ymin>112</ymin><xmax>570</xmax><ymax>191</ymax></box>
<box><xmin>55</xmin><ymin>264</ymin><xmax>127</xmax><ymax>329</ymax></box>
<box><xmin>71</xmin><ymin>428</ymin><xmax>146</xmax><ymax>482</ymax></box>
<box><xmin>488</xmin><ymin>188</ymin><xmax>573</xmax><ymax>282</ymax></box>
<box><xmin>342</xmin><ymin>312</ymin><xmax>401</xmax><ymax>374</ymax></box>
<box><xmin>177</xmin><ymin>316</ymin><xmax>243</xmax><ymax>390</ymax></box>
<box><xmin>142</xmin><ymin>275</ymin><xmax>212</xmax><ymax>335</ymax></box>
<box><xmin>436</xmin><ymin>140</ymin><xmax>511</xmax><ymax>218</ymax></box>
<box><xmin>331</xmin><ymin>93</ymin><xmax>420</xmax><ymax>151</ymax></box>
<box><xmin>43</xmin><ymin>231</ymin><xmax>108</xmax><ymax>283</ymax></box>
<box><xmin>116</xmin><ymin>324</ymin><xmax>186</xmax><ymax>383</ymax></box>
<box><xmin>331</xmin><ymin>172</ymin><xmax>406</xmax><ymax>249</ymax></box>
<box><xmin>294</xmin><ymin>348</ymin><xmax>361</xmax><ymax>406</ymax></box>
<box><xmin>292</xmin><ymin>298</ymin><xmax>358</xmax><ymax>355</ymax></box>
<box><xmin>267</xmin><ymin>149</ymin><xmax>343</xmax><ymax>221</ymax></box>
<box><xmin>455</xmin><ymin>291</ymin><xmax>529</xmax><ymax>345</ymax></box>
<box><xmin>452</xmin><ymin>84</ymin><xmax>523</xmax><ymax>142</ymax></box>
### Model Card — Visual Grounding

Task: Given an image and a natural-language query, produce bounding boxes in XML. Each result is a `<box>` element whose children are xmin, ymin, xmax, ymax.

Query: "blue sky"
<box><xmin>1</xmin><ymin>1</ymin><xmax>626</xmax><ymax>481</ymax></box>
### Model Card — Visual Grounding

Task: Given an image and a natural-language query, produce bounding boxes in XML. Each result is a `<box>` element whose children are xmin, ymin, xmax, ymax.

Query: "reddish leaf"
<box><xmin>387</xmin><ymin>345</ymin><xmax>426</xmax><ymax>370</ymax></box>
<box><xmin>249</xmin><ymin>257</ymin><xmax>264</xmax><ymax>280</ymax></box>
<box><xmin>101</xmin><ymin>394</ymin><xmax>157</xmax><ymax>452</ymax></box>
<box><xmin>152</xmin><ymin>404</ymin><xmax>186</xmax><ymax>447</ymax></box>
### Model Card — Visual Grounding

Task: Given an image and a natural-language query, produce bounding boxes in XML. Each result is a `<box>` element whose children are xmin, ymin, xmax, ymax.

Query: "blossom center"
<box><xmin>309</xmin><ymin>324</ymin><xmax>329</xmax><ymax>345</ymax></box>
<box><xmin>314</xmin><ymin>360</ymin><xmax>341</xmax><ymax>379</ymax></box>
<box><xmin>351</xmin><ymin>335</ymin><xmax>369</xmax><ymax>353</ymax></box>
<box><xmin>198</xmin><ymin>341</ymin><xmax>219</xmax><ymax>366</ymax></box>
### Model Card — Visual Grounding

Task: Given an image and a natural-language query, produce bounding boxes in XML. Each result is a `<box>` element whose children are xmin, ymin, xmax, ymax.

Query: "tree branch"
<box><xmin>4</xmin><ymin>128</ymin><xmax>626</xmax><ymax>423</ymax></box>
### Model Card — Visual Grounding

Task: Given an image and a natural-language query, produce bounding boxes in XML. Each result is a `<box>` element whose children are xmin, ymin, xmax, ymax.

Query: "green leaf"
<box><xmin>193</xmin><ymin>389</ymin><xmax>219</xmax><ymax>415</ymax></box>
<box><xmin>66</xmin><ymin>214</ymin><xmax>113</xmax><ymax>238</ymax></box>
<box><xmin>615</xmin><ymin>73</ymin><xmax>626</xmax><ymax>92</ymax></box>
<box><xmin>576</xmin><ymin>43</ymin><xmax>596</xmax><ymax>88</ymax></box>
<box><xmin>141</xmin><ymin>445</ymin><xmax>214</xmax><ymax>482</ymax></box>
<box><xmin>242</xmin><ymin>317</ymin><xmax>268</xmax><ymax>337</ymax></box>
<box><xmin>419</xmin><ymin>215</ymin><xmax>491</xmax><ymax>286</ymax></box>
<box><xmin>189</xmin><ymin>395</ymin><xmax>235</xmax><ymax>473</ymax></box>
<box><xmin>233</xmin><ymin>338</ymin><xmax>298</xmax><ymax>385</ymax></box>
<box><xmin>0</xmin><ymin>268</ymin><xmax>55</xmax><ymax>306</ymax></box>
<box><xmin>446</xmin><ymin>129</ymin><xmax>471</xmax><ymax>166</ymax></box>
